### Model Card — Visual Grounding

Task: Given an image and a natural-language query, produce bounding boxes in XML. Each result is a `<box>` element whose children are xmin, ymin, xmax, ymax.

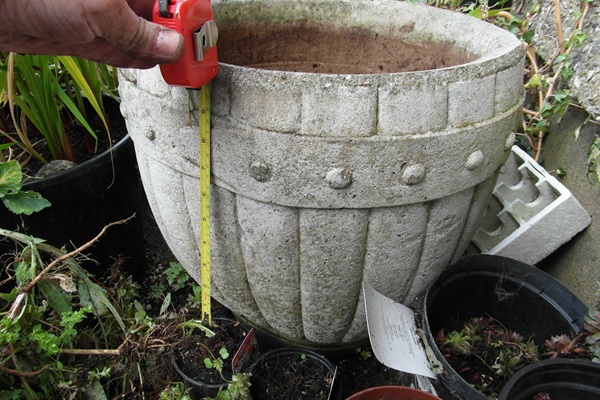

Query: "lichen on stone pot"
<box><xmin>118</xmin><ymin>0</ymin><xmax>524</xmax><ymax>350</ymax></box>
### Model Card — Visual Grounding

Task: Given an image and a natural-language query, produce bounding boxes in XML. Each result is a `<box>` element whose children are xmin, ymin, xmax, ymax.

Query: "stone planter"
<box><xmin>118</xmin><ymin>0</ymin><xmax>524</xmax><ymax>349</ymax></box>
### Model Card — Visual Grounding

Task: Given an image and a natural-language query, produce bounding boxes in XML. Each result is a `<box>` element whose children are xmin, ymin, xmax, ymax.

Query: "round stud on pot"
<box><xmin>464</xmin><ymin>150</ymin><xmax>484</xmax><ymax>171</ymax></box>
<box><xmin>401</xmin><ymin>163</ymin><xmax>426</xmax><ymax>185</ymax></box>
<box><xmin>325</xmin><ymin>167</ymin><xmax>353</xmax><ymax>189</ymax></box>
<box><xmin>249</xmin><ymin>160</ymin><xmax>272</xmax><ymax>182</ymax></box>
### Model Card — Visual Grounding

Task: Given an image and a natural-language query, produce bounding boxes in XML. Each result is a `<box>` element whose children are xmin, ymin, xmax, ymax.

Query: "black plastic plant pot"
<box><xmin>498</xmin><ymin>358</ymin><xmax>600</xmax><ymax>400</ymax></box>
<box><xmin>172</xmin><ymin>358</ymin><xmax>227</xmax><ymax>400</ymax></box>
<box><xmin>173</xmin><ymin>318</ymin><xmax>255</xmax><ymax>400</ymax></box>
<box><xmin>422</xmin><ymin>255</ymin><xmax>588</xmax><ymax>400</ymax></box>
<box><xmin>248</xmin><ymin>347</ymin><xmax>343</xmax><ymax>400</ymax></box>
<box><xmin>0</xmin><ymin>98</ymin><xmax>145</xmax><ymax>275</ymax></box>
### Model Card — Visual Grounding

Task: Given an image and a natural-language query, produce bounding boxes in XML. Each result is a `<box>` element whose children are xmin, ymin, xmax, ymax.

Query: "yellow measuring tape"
<box><xmin>199</xmin><ymin>83</ymin><xmax>212</xmax><ymax>326</ymax></box>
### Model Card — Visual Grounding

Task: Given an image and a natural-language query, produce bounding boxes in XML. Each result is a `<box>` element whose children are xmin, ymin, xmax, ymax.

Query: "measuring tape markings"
<box><xmin>199</xmin><ymin>83</ymin><xmax>212</xmax><ymax>325</ymax></box>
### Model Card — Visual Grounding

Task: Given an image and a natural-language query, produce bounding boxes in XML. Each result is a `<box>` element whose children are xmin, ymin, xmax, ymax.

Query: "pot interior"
<box><xmin>217</xmin><ymin>22</ymin><xmax>476</xmax><ymax>74</ymax></box>
<box><xmin>425</xmin><ymin>256</ymin><xmax>587</xmax><ymax>344</ymax></box>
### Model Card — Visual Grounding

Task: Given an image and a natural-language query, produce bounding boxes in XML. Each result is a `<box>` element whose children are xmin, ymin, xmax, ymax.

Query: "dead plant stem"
<box><xmin>60</xmin><ymin>348</ymin><xmax>121</xmax><ymax>356</ymax></box>
<box><xmin>19</xmin><ymin>215</ymin><xmax>134</xmax><ymax>294</ymax></box>
<box><xmin>553</xmin><ymin>0</ymin><xmax>564</xmax><ymax>52</ymax></box>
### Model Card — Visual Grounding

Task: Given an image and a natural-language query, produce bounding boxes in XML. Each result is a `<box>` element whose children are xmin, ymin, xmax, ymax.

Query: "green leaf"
<box><xmin>556</xmin><ymin>53</ymin><xmax>569</xmax><ymax>64</ymax></box>
<box><xmin>180</xmin><ymin>319</ymin><xmax>216</xmax><ymax>337</ymax></box>
<box><xmin>38</xmin><ymin>279</ymin><xmax>73</xmax><ymax>316</ymax></box>
<box><xmin>2</xmin><ymin>190</ymin><xmax>51</xmax><ymax>215</ymax></box>
<box><xmin>56</xmin><ymin>87</ymin><xmax>98</xmax><ymax>142</ymax></box>
<box><xmin>160</xmin><ymin>292</ymin><xmax>172</xmax><ymax>317</ymax></box>
<box><xmin>522</xmin><ymin>29</ymin><xmax>535</xmax><ymax>44</ymax></box>
<box><xmin>135</xmin><ymin>309</ymin><xmax>147</xmax><ymax>323</ymax></box>
<box><xmin>526</xmin><ymin>73</ymin><xmax>542</xmax><ymax>89</ymax></box>
<box><xmin>58</xmin><ymin>56</ymin><xmax>110</xmax><ymax>135</ymax></box>
<box><xmin>0</xmin><ymin>160</ymin><xmax>22</xmax><ymax>196</ymax></box>
<box><xmin>81</xmin><ymin>379</ymin><xmax>109</xmax><ymax>400</ymax></box>
<box><xmin>219</xmin><ymin>347</ymin><xmax>230</xmax><ymax>360</ymax></box>
<box><xmin>56</xmin><ymin>252</ymin><xmax>126</xmax><ymax>332</ymax></box>
<box><xmin>1</xmin><ymin>160</ymin><xmax>50</xmax><ymax>215</ymax></box>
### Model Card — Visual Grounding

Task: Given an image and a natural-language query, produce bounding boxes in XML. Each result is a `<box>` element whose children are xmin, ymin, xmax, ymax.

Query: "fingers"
<box><xmin>0</xmin><ymin>0</ymin><xmax>185</xmax><ymax>68</ymax></box>
<box><xmin>86</xmin><ymin>0</ymin><xmax>185</xmax><ymax>65</ymax></box>
<box><xmin>0</xmin><ymin>34</ymin><xmax>161</xmax><ymax>69</ymax></box>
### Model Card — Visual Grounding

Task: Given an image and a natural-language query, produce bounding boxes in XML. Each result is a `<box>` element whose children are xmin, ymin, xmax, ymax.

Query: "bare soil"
<box><xmin>249</xmin><ymin>350</ymin><xmax>335</xmax><ymax>400</ymax></box>
<box><xmin>218</xmin><ymin>23</ymin><xmax>475</xmax><ymax>74</ymax></box>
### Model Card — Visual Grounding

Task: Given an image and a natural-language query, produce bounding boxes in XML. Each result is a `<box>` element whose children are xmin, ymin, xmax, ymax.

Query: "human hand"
<box><xmin>0</xmin><ymin>0</ymin><xmax>184</xmax><ymax>68</ymax></box>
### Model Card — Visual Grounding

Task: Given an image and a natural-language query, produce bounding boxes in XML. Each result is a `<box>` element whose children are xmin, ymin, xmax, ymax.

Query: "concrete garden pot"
<box><xmin>118</xmin><ymin>0</ymin><xmax>524</xmax><ymax>349</ymax></box>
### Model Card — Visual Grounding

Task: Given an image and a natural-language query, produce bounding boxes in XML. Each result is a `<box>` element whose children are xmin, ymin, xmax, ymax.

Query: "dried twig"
<box><xmin>19</xmin><ymin>215</ymin><xmax>134</xmax><ymax>294</ymax></box>
<box><xmin>553</xmin><ymin>0</ymin><xmax>565</xmax><ymax>52</ymax></box>
<box><xmin>60</xmin><ymin>348</ymin><xmax>122</xmax><ymax>356</ymax></box>
<box><xmin>0</xmin><ymin>364</ymin><xmax>49</xmax><ymax>377</ymax></box>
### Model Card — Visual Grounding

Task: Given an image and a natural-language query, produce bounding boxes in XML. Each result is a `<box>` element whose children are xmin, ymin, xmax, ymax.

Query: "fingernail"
<box><xmin>156</xmin><ymin>29</ymin><xmax>184</xmax><ymax>59</ymax></box>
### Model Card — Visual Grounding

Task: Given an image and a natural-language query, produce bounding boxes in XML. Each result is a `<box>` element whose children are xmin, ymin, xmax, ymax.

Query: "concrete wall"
<box><xmin>515</xmin><ymin>0</ymin><xmax>600</xmax><ymax>308</ymax></box>
<box><xmin>537</xmin><ymin>106</ymin><xmax>600</xmax><ymax>308</ymax></box>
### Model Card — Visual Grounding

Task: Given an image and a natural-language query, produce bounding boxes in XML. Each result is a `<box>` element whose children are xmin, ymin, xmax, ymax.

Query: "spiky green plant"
<box><xmin>0</xmin><ymin>53</ymin><xmax>118</xmax><ymax>166</ymax></box>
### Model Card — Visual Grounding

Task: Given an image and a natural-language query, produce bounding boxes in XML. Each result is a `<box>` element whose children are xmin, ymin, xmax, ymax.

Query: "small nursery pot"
<box><xmin>498</xmin><ymin>358</ymin><xmax>600</xmax><ymax>400</ymax></box>
<box><xmin>249</xmin><ymin>347</ymin><xmax>343</xmax><ymax>400</ymax></box>
<box><xmin>422</xmin><ymin>254</ymin><xmax>588</xmax><ymax>400</ymax></box>
<box><xmin>173</xmin><ymin>318</ymin><xmax>252</xmax><ymax>400</ymax></box>
<box><xmin>172</xmin><ymin>359</ymin><xmax>227</xmax><ymax>400</ymax></box>
<box><xmin>345</xmin><ymin>386</ymin><xmax>442</xmax><ymax>400</ymax></box>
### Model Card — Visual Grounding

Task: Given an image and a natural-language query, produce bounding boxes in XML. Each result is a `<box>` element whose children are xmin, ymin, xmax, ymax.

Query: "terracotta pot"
<box><xmin>346</xmin><ymin>386</ymin><xmax>442</xmax><ymax>400</ymax></box>
<box><xmin>119</xmin><ymin>0</ymin><xmax>524</xmax><ymax>349</ymax></box>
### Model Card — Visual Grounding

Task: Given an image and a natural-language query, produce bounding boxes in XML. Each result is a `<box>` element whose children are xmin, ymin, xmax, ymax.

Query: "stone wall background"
<box><xmin>518</xmin><ymin>0</ymin><xmax>600</xmax><ymax>306</ymax></box>
<box><xmin>519</xmin><ymin>0</ymin><xmax>599</xmax><ymax>119</ymax></box>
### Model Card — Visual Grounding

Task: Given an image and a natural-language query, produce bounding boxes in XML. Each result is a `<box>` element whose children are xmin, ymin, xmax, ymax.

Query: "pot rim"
<box><xmin>498</xmin><ymin>358</ymin><xmax>600</xmax><ymax>400</ymax></box>
<box><xmin>213</xmin><ymin>0</ymin><xmax>523</xmax><ymax>83</ymax></box>
<box><xmin>248</xmin><ymin>347</ymin><xmax>342</xmax><ymax>399</ymax></box>
<box><xmin>22</xmin><ymin>134</ymin><xmax>131</xmax><ymax>190</ymax></box>
<box><xmin>345</xmin><ymin>385</ymin><xmax>442</xmax><ymax>400</ymax></box>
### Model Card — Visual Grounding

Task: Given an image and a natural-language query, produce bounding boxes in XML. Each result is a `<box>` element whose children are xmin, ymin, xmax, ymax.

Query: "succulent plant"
<box><xmin>543</xmin><ymin>334</ymin><xmax>589</xmax><ymax>359</ymax></box>
<box><xmin>436</xmin><ymin>316</ymin><xmax>539</xmax><ymax>399</ymax></box>
<box><xmin>584</xmin><ymin>308</ymin><xmax>600</xmax><ymax>362</ymax></box>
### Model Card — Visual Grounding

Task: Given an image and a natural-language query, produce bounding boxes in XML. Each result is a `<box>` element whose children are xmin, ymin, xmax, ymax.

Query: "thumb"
<box><xmin>150</xmin><ymin>23</ymin><xmax>186</xmax><ymax>62</ymax></box>
<box><xmin>97</xmin><ymin>4</ymin><xmax>185</xmax><ymax>64</ymax></box>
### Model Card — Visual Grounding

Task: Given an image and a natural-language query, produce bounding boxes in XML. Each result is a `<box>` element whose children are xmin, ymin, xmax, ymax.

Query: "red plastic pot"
<box><xmin>345</xmin><ymin>386</ymin><xmax>442</xmax><ymax>400</ymax></box>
